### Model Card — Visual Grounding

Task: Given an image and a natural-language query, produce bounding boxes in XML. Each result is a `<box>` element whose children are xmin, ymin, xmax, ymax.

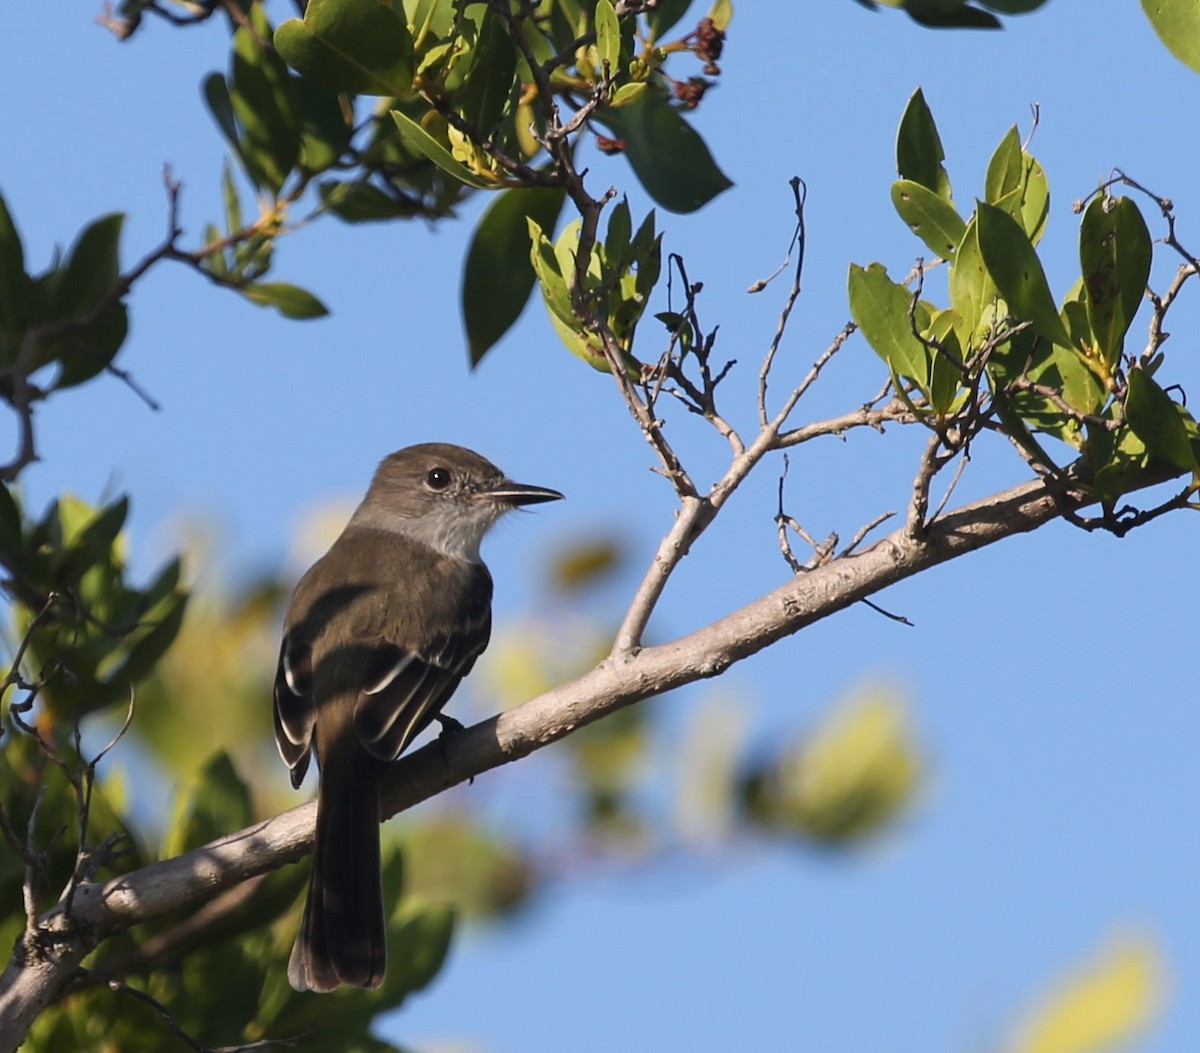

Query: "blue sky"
<box><xmin>4</xmin><ymin>2</ymin><xmax>1199</xmax><ymax>1051</ymax></box>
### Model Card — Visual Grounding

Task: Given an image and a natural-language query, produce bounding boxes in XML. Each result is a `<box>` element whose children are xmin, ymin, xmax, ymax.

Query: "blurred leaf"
<box><xmin>382</xmin><ymin>901</ymin><xmax>456</xmax><ymax>1004</ymax></box>
<box><xmin>48</xmin><ymin>213</ymin><xmax>124</xmax><ymax>321</ymax></box>
<box><xmin>241</xmin><ymin>281</ymin><xmax>329</xmax><ymax>319</ymax></box>
<box><xmin>674</xmin><ymin>695</ymin><xmax>749</xmax><ymax>843</ymax></box>
<box><xmin>891</xmin><ymin>179</ymin><xmax>965</xmax><ymax>256</ymax></box>
<box><xmin>547</xmin><ymin>534</ymin><xmax>625</xmax><ymax>593</ymax></box>
<box><xmin>390</xmin><ymin>110</ymin><xmax>498</xmax><ymax>189</ymax></box>
<box><xmin>595</xmin><ymin>0</ymin><xmax>620</xmax><ymax>70</ymax></box>
<box><xmin>905</xmin><ymin>1</ymin><xmax>1001</xmax><ymax>27</ymax></box>
<box><xmin>455</xmin><ymin>5</ymin><xmax>517</xmax><ymax>137</ymax></box>
<box><xmin>319</xmin><ymin>180</ymin><xmax>419</xmax><ymax>222</ymax></box>
<box><xmin>164</xmin><ymin>751</ymin><xmax>253</xmax><ymax>857</ymax></box>
<box><xmin>275</xmin><ymin>0</ymin><xmax>414</xmax><ymax>96</ymax></box>
<box><xmin>400</xmin><ymin>819</ymin><xmax>532</xmax><ymax>919</ymax></box>
<box><xmin>599</xmin><ymin>94</ymin><xmax>732</xmax><ymax>214</ymax></box>
<box><xmin>977</xmin><ymin>201</ymin><xmax>1072</xmax><ymax>348</ymax></box>
<box><xmin>1014</xmin><ymin>936</ymin><xmax>1164</xmax><ymax>1053</ymax></box>
<box><xmin>646</xmin><ymin>0</ymin><xmax>695</xmax><ymax>39</ymax></box>
<box><xmin>0</xmin><ymin>189</ymin><xmax>29</xmax><ymax>344</ymax></box>
<box><xmin>895</xmin><ymin>87</ymin><xmax>952</xmax><ymax>200</ymax></box>
<box><xmin>708</xmin><ymin>0</ymin><xmax>734</xmax><ymax>30</ymax></box>
<box><xmin>1140</xmin><ymin>0</ymin><xmax>1200</xmax><ymax>72</ymax></box>
<box><xmin>230</xmin><ymin>10</ymin><xmax>301</xmax><ymax>195</ymax></box>
<box><xmin>1125</xmin><ymin>368</ymin><xmax>1196</xmax><ymax>471</ymax></box>
<box><xmin>746</xmin><ymin>689</ymin><xmax>921</xmax><ymax>845</ymax></box>
<box><xmin>293</xmin><ymin>76</ymin><xmax>351</xmax><ymax>174</ymax></box>
<box><xmin>463</xmin><ymin>185</ymin><xmax>567</xmax><ymax>365</ymax></box>
<box><xmin>1080</xmin><ymin>196</ymin><xmax>1151</xmax><ymax>369</ymax></box>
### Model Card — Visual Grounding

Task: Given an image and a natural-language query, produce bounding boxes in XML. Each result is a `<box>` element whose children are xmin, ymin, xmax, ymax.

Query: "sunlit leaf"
<box><xmin>1014</xmin><ymin>936</ymin><xmax>1164</xmax><ymax>1053</ymax></box>
<box><xmin>275</xmin><ymin>0</ymin><xmax>414</xmax><ymax>96</ymax></box>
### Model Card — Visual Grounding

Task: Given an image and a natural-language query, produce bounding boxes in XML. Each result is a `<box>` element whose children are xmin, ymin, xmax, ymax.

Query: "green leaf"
<box><xmin>1141</xmin><ymin>0</ymin><xmax>1200</xmax><ymax>73</ymax></box>
<box><xmin>49</xmin><ymin>213</ymin><xmax>124</xmax><ymax>321</ymax></box>
<box><xmin>646</xmin><ymin>0</ymin><xmax>695</xmax><ymax>40</ymax></box>
<box><xmin>275</xmin><ymin>0</ymin><xmax>414</xmax><ymax>96</ymax></box>
<box><xmin>1080</xmin><ymin>196</ymin><xmax>1152</xmax><ymax>369</ymax></box>
<box><xmin>1125</xmin><ymin>368</ymin><xmax>1196</xmax><ymax>471</ymax></box>
<box><xmin>984</xmin><ymin>125</ymin><xmax>1049</xmax><ymax>244</ymax></box>
<box><xmin>103</xmin><ymin>591</ymin><xmax>189</xmax><ymax>701</ymax></box>
<box><xmin>599</xmin><ymin>95</ymin><xmax>732</xmax><ymax>214</ymax></box>
<box><xmin>319</xmin><ymin>179</ymin><xmax>421</xmax><ymax>222</ymax></box>
<box><xmin>905</xmin><ymin>2</ymin><xmax>1001</xmax><ymax>28</ymax></box>
<box><xmin>230</xmin><ymin>14</ymin><xmax>301</xmax><ymax>195</ymax></box>
<box><xmin>976</xmin><ymin>200</ymin><xmax>1072</xmax><ymax>348</ymax></box>
<box><xmin>949</xmin><ymin>216</ymin><xmax>997</xmax><ymax>347</ymax></box>
<box><xmin>463</xmin><ymin>185</ymin><xmax>567</xmax><ymax>365</ymax></box>
<box><xmin>610</xmin><ymin>82</ymin><xmax>649</xmax><ymax>108</ymax></box>
<box><xmin>164</xmin><ymin>751</ymin><xmax>253</xmax><ymax>857</ymax></box>
<box><xmin>454</xmin><ymin>5</ymin><xmax>516</xmax><ymax>137</ymax></box>
<box><xmin>241</xmin><ymin>281</ymin><xmax>329</xmax><ymax>319</ymax></box>
<box><xmin>848</xmin><ymin>262</ymin><xmax>929</xmax><ymax>389</ymax></box>
<box><xmin>891</xmin><ymin>179</ymin><xmax>966</xmax><ymax>257</ymax></box>
<box><xmin>53</xmin><ymin>496</ymin><xmax>128</xmax><ymax>586</ymax></box>
<box><xmin>595</xmin><ymin>0</ymin><xmax>620</xmax><ymax>70</ymax></box>
<box><xmin>708</xmin><ymin>0</ymin><xmax>734</xmax><ymax>30</ymax></box>
<box><xmin>923</xmin><ymin>309</ymin><xmax>964</xmax><ymax>415</ymax></box>
<box><xmin>895</xmin><ymin>87</ymin><xmax>952</xmax><ymax>200</ymax></box>
<box><xmin>0</xmin><ymin>189</ymin><xmax>29</xmax><ymax>339</ymax></box>
<box><xmin>293</xmin><ymin>76</ymin><xmax>352</xmax><ymax>173</ymax></box>
<box><xmin>390</xmin><ymin>110</ymin><xmax>498</xmax><ymax>189</ymax></box>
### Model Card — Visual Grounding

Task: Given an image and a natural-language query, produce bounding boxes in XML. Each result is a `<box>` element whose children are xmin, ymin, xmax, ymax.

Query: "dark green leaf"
<box><xmin>319</xmin><ymin>180</ymin><xmax>421</xmax><ymax>222</ymax></box>
<box><xmin>104</xmin><ymin>591</ymin><xmax>188</xmax><ymax>692</ymax></box>
<box><xmin>848</xmin><ymin>262</ymin><xmax>929</xmax><ymax>388</ymax></box>
<box><xmin>454</xmin><ymin>5</ymin><xmax>517</xmax><ymax>138</ymax></box>
<box><xmin>1125</xmin><ymin>368</ymin><xmax>1196</xmax><ymax>470</ymax></box>
<box><xmin>1080</xmin><ymin>196</ymin><xmax>1151</xmax><ymax>369</ymax></box>
<box><xmin>293</xmin><ymin>76</ymin><xmax>351</xmax><ymax>174</ymax></box>
<box><xmin>49</xmin><ymin>213</ymin><xmax>124</xmax><ymax>321</ymax></box>
<box><xmin>52</xmin><ymin>497</ymin><xmax>128</xmax><ymax>585</ymax></box>
<box><xmin>230</xmin><ymin>17</ymin><xmax>301</xmax><ymax>195</ymax></box>
<box><xmin>1092</xmin><ymin>425</ymin><xmax>1150</xmax><ymax>500</ymax></box>
<box><xmin>0</xmin><ymin>189</ymin><xmax>29</xmax><ymax>341</ymax></box>
<box><xmin>599</xmin><ymin>95</ymin><xmax>732</xmax><ymax>214</ymax></box>
<box><xmin>976</xmin><ymin>200</ymin><xmax>1072</xmax><ymax>348</ymax></box>
<box><xmin>890</xmin><ymin>179</ymin><xmax>965</xmax><ymax>256</ymax></box>
<box><xmin>275</xmin><ymin>0</ymin><xmax>414</xmax><ymax>96</ymax></box>
<box><xmin>905</xmin><ymin>1</ymin><xmax>1002</xmax><ymax>28</ymax></box>
<box><xmin>1140</xmin><ymin>0</ymin><xmax>1200</xmax><ymax>73</ymax></box>
<box><xmin>895</xmin><ymin>88</ymin><xmax>952</xmax><ymax>200</ymax></box>
<box><xmin>241</xmin><ymin>282</ymin><xmax>329</xmax><ymax>319</ymax></box>
<box><xmin>646</xmin><ymin>0</ymin><xmax>695</xmax><ymax>39</ymax></box>
<box><xmin>54</xmin><ymin>304</ymin><xmax>128</xmax><ymax>389</ymax></box>
<box><xmin>463</xmin><ymin>185</ymin><xmax>567</xmax><ymax>366</ymax></box>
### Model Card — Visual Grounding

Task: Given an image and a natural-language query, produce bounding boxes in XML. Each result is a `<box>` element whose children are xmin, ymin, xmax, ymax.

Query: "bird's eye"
<box><xmin>426</xmin><ymin>467</ymin><xmax>451</xmax><ymax>490</ymax></box>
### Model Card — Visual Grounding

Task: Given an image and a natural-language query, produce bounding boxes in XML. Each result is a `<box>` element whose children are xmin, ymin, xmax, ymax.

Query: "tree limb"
<box><xmin>5</xmin><ymin>460</ymin><xmax>1181</xmax><ymax>1051</ymax></box>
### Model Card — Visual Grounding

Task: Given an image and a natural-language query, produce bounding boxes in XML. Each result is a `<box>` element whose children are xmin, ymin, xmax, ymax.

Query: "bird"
<box><xmin>273</xmin><ymin>443</ymin><xmax>563</xmax><ymax>992</ymax></box>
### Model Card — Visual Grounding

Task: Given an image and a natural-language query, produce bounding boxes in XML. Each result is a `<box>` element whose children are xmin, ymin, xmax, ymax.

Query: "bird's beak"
<box><xmin>483</xmin><ymin>479</ymin><xmax>565</xmax><ymax>506</ymax></box>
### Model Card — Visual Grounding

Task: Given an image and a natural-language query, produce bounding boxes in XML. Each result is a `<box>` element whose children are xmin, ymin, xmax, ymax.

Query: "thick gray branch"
<box><xmin>0</xmin><ymin>467</ymin><xmax>1150</xmax><ymax>1049</ymax></box>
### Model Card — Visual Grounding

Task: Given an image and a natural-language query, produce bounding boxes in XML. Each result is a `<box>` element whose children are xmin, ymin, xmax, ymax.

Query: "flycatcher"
<box><xmin>274</xmin><ymin>443</ymin><xmax>563</xmax><ymax>992</ymax></box>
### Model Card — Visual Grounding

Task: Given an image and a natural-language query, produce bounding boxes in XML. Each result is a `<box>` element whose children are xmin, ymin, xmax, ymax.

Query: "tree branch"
<box><xmin>4</xmin><ymin>459</ymin><xmax>1183</xmax><ymax>1050</ymax></box>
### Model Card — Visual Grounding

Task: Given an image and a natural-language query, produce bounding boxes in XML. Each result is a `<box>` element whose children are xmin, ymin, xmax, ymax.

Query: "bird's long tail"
<box><xmin>288</xmin><ymin>748</ymin><xmax>385</xmax><ymax>992</ymax></box>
